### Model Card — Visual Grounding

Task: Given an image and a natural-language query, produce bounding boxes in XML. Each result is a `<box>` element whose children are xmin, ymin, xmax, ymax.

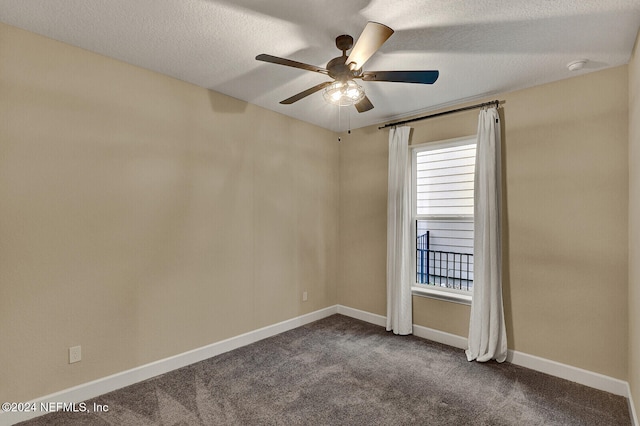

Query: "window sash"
<box><xmin>411</xmin><ymin>136</ymin><xmax>476</xmax><ymax>295</ymax></box>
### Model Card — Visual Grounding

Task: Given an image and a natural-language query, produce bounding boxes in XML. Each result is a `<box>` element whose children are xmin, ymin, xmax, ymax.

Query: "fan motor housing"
<box><xmin>327</xmin><ymin>56</ymin><xmax>353</xmax><ymax>81</ymax></box>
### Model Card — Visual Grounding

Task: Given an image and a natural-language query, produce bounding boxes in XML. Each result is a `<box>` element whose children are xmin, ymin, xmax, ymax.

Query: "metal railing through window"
<box><xmin>416</xmin><ymin>231</ymin><xmax>474</xmax><ymax>291</ymax></box>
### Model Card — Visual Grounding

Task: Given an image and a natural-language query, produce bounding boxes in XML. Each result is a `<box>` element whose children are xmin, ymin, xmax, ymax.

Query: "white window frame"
<box><xmin>411</xmin><ymin>135</ymin><xmax>476</xmax><ymax>305</ymax></box>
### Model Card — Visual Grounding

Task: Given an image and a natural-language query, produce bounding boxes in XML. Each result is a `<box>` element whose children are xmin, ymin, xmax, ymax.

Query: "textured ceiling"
<box><xmin>1</xmin><ymin>0</ymin><xmax>640</xmax><ymax>132</ymax></box>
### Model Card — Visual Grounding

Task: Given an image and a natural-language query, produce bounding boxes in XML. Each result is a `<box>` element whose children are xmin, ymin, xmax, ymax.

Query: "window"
<box><xmin>411</xmin><ymin>135</ymin><xmax>476</xmax><ymax>304</ymax></box>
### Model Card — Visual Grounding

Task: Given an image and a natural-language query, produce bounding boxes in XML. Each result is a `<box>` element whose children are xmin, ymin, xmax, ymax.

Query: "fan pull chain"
<box><xmin>337</xmin><ymin>105</ymin><xmax>342</xmax><ymax>142</ymax></box>
<box><xmin>336</xmin><ymin>106</ymin><xmax>352</xmax><ymax>142</ymax></box>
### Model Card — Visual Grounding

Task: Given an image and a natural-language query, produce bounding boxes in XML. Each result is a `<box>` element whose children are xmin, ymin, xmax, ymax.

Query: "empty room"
<box><xmin>1</xmin><ymin>1</ymin><xmax>640</xmax><ymax>425</ymax></box>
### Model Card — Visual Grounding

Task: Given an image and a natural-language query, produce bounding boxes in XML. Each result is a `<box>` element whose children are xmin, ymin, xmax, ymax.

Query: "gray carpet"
<box><xmin>18</xmin><ymin>314</ymin><xmax>630</xmax><ymax>425</ymax></box>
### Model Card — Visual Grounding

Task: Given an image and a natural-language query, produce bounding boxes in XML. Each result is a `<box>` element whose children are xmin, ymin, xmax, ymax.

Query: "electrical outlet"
<box><xmin>302</xmin><ymin>291</ymin><xmax>308</xmax><ymax>302</ymax></box>
<box><xmin>69</xmin><ymin>346</ymin><xmax>81</xmax><ymax>364</ymax></box>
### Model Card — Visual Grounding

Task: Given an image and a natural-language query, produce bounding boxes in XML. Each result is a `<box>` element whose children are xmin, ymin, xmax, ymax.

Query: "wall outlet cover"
<box><xmin>69</xmin><ymin>346</ymin><xmax>81</xmax><ymax>364</ymax></box>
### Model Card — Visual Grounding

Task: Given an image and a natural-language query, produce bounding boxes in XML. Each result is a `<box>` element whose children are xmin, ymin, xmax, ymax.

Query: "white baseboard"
<box><xmin>506</xmin><ymin>349</ymin><xmax>629</xmax><ymax>397</ymax></box>
<box><xmin>336</xmin><ymin>305</ymin><xmax>386</xmax><ymax>327</ymax></box>
<box><xmin>335</xmin><ymin>305</ymin><xmax>468</xmax><ymax>350</ymax></box>
<box><xmin>412</xmin><ymin>323</ymin><xmax>468</xmax><ymax>350</ymax></box>
<box><xmin>0</xmin><ymin>306</ymin><xmax>338</xmax><ymax>426</ymax></box>
<box><xmin>628</xmin><ymin>382</ymin><xmax>639</xmax><ymax>426</ymax></box>
<box><xmin>336</xmin><ymin>305</ymin><xmax>635</xmax><ymax>412</ymax></box>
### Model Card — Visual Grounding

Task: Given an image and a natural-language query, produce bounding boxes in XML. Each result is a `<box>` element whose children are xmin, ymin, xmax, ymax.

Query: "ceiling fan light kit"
<box><xmin>323</xmin><ymin>80</ymin><xmax>366</xmax><ymax>106</ymax></box>
<box><xmin>256</xmin><ymin>21</ymin><xmax>439</xmax><ymax>113</ymax></box>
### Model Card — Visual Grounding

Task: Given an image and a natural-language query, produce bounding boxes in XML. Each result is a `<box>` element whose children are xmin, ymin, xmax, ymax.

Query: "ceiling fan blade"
<box><xmin>346</xmin><ymin>22</ymin><xmax>394</xmax><ymax>71</ymax></box>
<box><xmin>362</xmin><ymin>70</ymin><xmax>439</xmax><ymax>84</ymax></box>
<box><xmin>355</xmin><ymin>95</ymin><xmax>374</xmax><ymax>113</ymax></box>
<box><xmin>280</xmin><ymin>81</ymin><xmax>333</xmax><ymax>104</ymax></box>
<box><xmin>256</xmin><ymin>54</ymin><xmax>328</xmax><ymax>74</ymax></box>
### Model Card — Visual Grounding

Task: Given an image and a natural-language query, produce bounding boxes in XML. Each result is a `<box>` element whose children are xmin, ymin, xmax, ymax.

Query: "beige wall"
<box><xmin>339</xmin><ymin>66</ymin><xmax>629</xmax><ymax>380</ymax></box>
<box><xmin>629</xmin><ymin>28</ymin><xmax>640</xmax><ymax>419</ymax></box>
<box><xmin>0</xmin><ymin>23</ymin><xmax>339</xmax><ymax>402</ymax></box>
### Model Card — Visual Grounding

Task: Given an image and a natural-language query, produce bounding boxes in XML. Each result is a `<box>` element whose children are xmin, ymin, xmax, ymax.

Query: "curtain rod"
<box><xmin>378</xmin><ymin>100</ymin><xmax>501</xmax><ymax>130</ymax></box>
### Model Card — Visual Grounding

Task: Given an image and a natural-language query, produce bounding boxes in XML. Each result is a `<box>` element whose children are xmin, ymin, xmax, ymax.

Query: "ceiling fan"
<box><xmin>255</xmin><ymin>22</ymin><xmax>439</xmax><ymax>113</ymax></box>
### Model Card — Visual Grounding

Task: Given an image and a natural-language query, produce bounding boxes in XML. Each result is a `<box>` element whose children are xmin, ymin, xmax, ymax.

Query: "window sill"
<box><xmin>411</xmin><ymin>286</ymin><xmax>472</xmax><ymax>306</ymax></box>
